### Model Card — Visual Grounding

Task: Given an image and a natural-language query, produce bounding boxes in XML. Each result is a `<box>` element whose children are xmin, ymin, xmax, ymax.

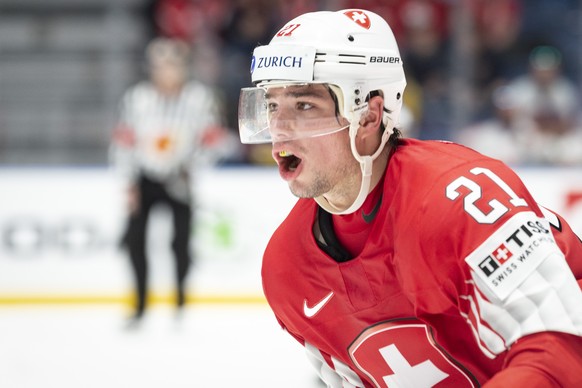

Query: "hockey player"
<box><xmin>238</xmin><ymin>9</ymin><xmax>582</xmax><ymax>387</ymax></box>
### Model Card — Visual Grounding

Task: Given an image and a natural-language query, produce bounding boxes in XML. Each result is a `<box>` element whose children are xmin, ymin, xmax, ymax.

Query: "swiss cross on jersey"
<box><xmin>348</xmin><ymin>319</ymin><xmax>476</xmax><ymax>387</ymax></box>
<box><xmin>491</xmin><ymin>243</ymin><xmax>512</xmax><ymax>264</ymax></box>
<box><xmin>344</xmin><ymin>10</ymin><xmax>371</xmax><ymax>29</ymax></box>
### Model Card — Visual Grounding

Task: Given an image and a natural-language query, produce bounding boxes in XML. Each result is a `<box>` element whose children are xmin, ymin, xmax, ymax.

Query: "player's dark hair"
<box><xmin>388</xmin><ymin>127</ymin><xmax>402</xmax><ymax>148</ymax></box>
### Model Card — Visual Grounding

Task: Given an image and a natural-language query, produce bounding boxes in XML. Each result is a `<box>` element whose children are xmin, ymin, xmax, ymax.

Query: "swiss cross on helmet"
<box><xmin>344</xmin><ymin>9</ymin><xmax>372</xmax><ymax>29</ymax></box>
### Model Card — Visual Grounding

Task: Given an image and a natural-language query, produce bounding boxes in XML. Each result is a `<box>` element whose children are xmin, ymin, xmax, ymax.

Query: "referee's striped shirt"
<box><xmin>110</xmin><ymin>79</ymin><xmax>222</xmax><ymax>190</ymax></box>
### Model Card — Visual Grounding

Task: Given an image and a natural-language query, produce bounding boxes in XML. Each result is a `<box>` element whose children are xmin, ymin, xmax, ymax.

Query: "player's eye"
<box><xmin>296</xmin><ymin>102</ymin><xmax>313</xmax><ymax>111</ymax></box>
<box><xmin>266</xmin><ymin>102</ymin><xmax>278</xmax><ymax>113</ymax></box>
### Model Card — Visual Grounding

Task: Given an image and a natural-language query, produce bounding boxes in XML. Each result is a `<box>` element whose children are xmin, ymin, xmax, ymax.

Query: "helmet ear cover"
<box><xmin>330</xmin><ymin>87</ymin><xmax>390</xmax><ymax>131</ymax></box>
<box><xmin>328</xmin><ymin>85</ymin><xmax>392</xmax><ymax>140</ymax></box>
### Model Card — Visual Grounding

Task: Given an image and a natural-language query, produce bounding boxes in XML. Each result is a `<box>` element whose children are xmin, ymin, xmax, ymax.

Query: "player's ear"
<box><xmin>359</xmin><ymin>96</ymin><xmax>384</xmax><ymax>135</ymax></box>
<box><xmin>355</xmin><ymin>95</ymin><xmax>385</xmax><ymax>156</ymax></box>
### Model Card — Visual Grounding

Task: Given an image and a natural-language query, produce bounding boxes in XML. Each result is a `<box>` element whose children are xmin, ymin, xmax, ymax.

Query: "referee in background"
<box><xmin>110</xmin><ymin>37</ymin><xmax>233</xmax><ymax>325</ymax></box>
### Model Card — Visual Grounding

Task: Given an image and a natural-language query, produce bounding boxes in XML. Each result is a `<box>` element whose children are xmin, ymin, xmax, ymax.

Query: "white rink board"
<box><xmin>0</xmin><ymin>167</ymin><xmax>296</xmax><ymax>299</ymax></box>
<box><xmin>0</xmin><ymin>166</ymin><xmax>580</xmax><ymax>300</ymax></box>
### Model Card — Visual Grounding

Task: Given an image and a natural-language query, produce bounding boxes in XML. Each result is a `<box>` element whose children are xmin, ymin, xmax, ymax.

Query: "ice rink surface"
<box><xmin>0</xmin><ymin>303</ymin><xmax>323</xmax><ymax>388</ymax></box>
<box><xmin>1</xmin><ymin>168</ymin><xmax>580</xmax><ymax>388</ymax></box>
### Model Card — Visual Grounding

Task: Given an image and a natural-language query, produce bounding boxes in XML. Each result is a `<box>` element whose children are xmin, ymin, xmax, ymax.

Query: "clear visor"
<box><xmin>238</xmin><ymin>83</ymin><xmax>349</xmax><ymax>144</ymax></box>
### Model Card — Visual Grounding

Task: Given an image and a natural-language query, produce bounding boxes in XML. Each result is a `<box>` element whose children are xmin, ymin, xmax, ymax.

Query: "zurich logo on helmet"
<box><xmin>250</xmin><ymin>56</ymin><xmax>256</xmax><ymax>74</ymax></box>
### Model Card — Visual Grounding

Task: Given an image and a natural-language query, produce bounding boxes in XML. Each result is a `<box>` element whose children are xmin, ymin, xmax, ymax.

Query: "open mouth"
<box><xmin>278</xmin><ymin>150</ymin><xmax>302</xmax><ymax>172</ymax></box>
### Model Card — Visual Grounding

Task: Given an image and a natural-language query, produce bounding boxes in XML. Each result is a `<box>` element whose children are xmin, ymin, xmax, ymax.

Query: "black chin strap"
<box><xmin>316</xmin><ymin>206</ymin><xmax>353</xmax><ymax>263</ymax></box>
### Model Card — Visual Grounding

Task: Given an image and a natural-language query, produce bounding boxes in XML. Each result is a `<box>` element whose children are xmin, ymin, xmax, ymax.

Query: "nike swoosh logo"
<box><xmin>362</xmin><ymin>194</ymin><xmax>383</xmax><ymax>223</ymax></box>
<box><xmin>303</xmin><ymin>291</ymin><xmax>334</xmax><ymax>318</ymax></box>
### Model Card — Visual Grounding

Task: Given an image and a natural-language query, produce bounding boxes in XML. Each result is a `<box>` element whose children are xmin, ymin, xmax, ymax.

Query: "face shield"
<box><xmin>238</xmin><ymin>83</ymin><xmax>349</xmax><ymax>144</ymax></box>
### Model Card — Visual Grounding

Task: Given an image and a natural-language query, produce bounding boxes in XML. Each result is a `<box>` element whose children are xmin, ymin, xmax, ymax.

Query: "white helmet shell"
<box><xmin>250</xmin><ymin>9</ymin><xmax>407</xmax><ymax>130</ymax></box>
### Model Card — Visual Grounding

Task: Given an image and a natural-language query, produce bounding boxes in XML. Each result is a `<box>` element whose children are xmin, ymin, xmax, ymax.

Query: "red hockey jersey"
<box><xmin>262</xmin><ymin>139</ymin><xmax>582</xmax><ymax>387</ymax></box>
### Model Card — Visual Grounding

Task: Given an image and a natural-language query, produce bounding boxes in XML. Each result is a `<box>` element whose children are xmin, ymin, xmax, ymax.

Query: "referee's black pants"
<box><xmin>123</xmin><ymin>174</ymin><xmax>192</xmax><ymax>317</ymax></box>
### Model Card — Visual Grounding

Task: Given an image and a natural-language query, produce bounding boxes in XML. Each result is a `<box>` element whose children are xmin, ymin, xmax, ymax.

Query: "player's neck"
<box><xmin>331</xmin><ymin>169</ymin><xmax>386</xmax><ymax>257</ymax></box>
<box><xmin>366</xmin><ymin>143</ymin><xmax>391</xmax><ymax>197</ymax></box>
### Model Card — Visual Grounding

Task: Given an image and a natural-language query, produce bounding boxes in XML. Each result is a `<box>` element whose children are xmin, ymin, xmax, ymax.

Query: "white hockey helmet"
<box><xmin>239</xmin><ymin>9</ymin><xmax>406</xmax><ymax>214</ymax></box>
<box><xmin>239</xmin><ymin>9</ymin><xmax>406</xmax><ymax>143</ymax></box>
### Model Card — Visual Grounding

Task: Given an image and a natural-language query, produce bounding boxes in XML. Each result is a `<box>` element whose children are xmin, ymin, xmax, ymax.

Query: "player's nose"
<box><xmin>269</xmin><ymin>111</ymin><xmax>297</xmax><ymax>141</ymax></box>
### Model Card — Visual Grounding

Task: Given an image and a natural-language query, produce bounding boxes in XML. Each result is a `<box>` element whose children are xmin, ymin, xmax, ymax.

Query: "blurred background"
<box><xmin>0</xmin><ymin>1</ymin><xmax>581</xmax><ymax>387</ymax></box>
<box><xmin>1</xmin><ymin>0</ymin><xmax>582</xmax><ymax>165</ymax></box>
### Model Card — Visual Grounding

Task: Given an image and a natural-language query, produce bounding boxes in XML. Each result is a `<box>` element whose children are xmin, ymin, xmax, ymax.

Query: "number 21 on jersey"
<box><xmin>446</xmin><ymin>167</ymin><xmax>528</xmax><ymax>224</ymax></box>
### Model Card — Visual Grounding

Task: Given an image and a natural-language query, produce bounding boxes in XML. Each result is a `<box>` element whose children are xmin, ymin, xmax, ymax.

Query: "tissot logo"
<box><xmin>505</xmin><ymin>220</ymin><xmax>549</xmax><ymax>247</ymax></box>
<box><xmin>477</xmin><ymin>221</ymin><xmax>550</xmax><ymax>278</ymax></box>
<box><xmin>466</xmin><ymin>212</ymin><xmax>558</xmax><ymax>300</ymax></box>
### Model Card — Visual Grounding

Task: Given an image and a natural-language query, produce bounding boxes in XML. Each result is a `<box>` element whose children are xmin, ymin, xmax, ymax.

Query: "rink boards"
<box><xmin>0</xmin><ymin>166</ymin><xmax>580</xmax><ymax>305</ymax></box>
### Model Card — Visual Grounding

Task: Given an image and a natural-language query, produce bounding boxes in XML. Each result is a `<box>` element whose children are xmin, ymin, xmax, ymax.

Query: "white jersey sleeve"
<box><xmin>462</xmin><ymin>211</ymin><xmax>582</xmax><ymax>357</ymax></box>
<box><xmin>305</xmin><ymin>342</ymin><xmax>365</xmax><ymax>388</ymax></box>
